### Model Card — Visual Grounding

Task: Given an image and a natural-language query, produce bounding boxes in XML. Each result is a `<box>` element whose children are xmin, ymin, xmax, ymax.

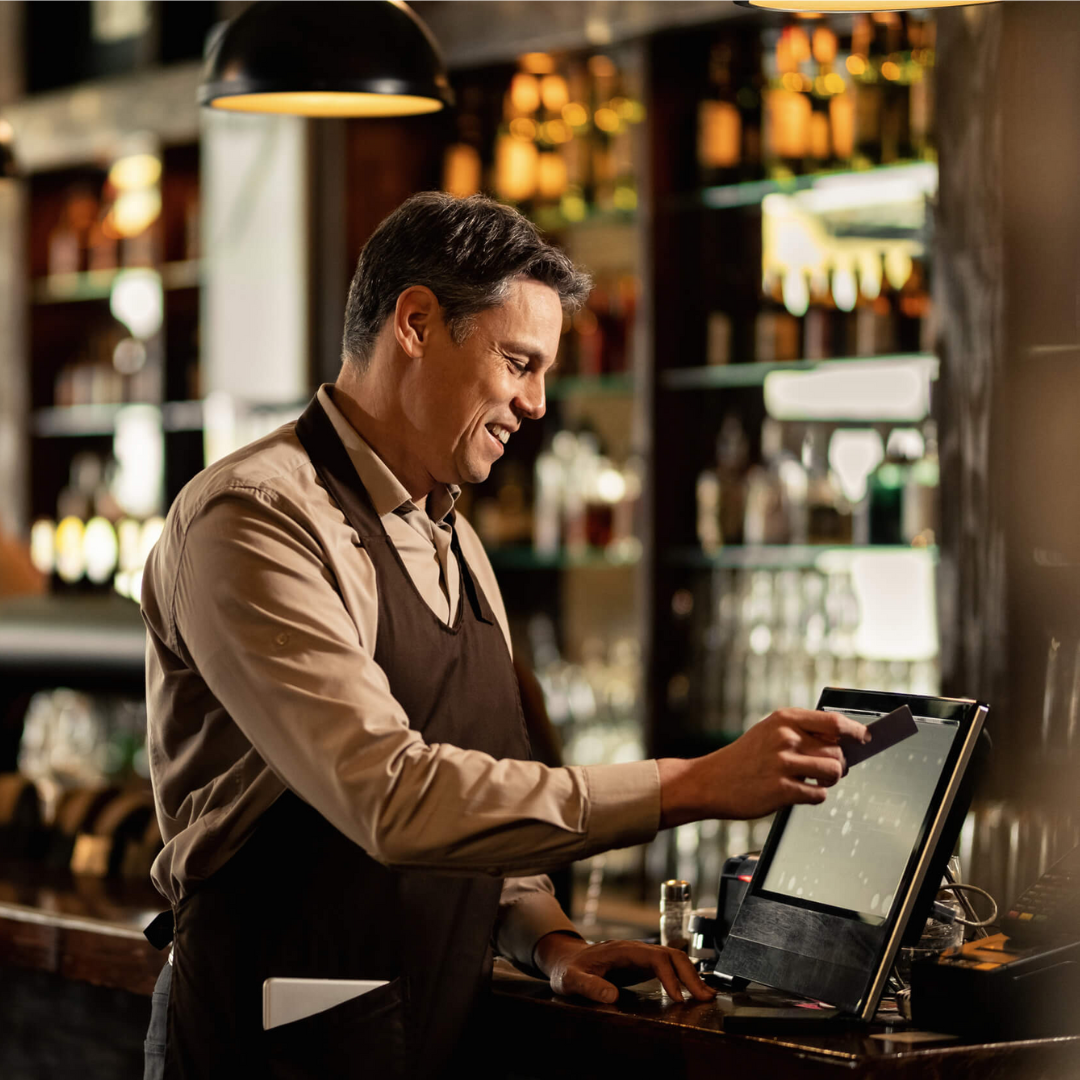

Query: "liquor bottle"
<box><xmin>730</xmin><ymin>32</ymin><xmax>765</xmax><ymax>183</ymax></box>
<box><xmin>876</xmin><ymin>12</ymin><xmax>909</xmax><ymax>163</ymax></box>
<box><xmin>902</xmin><ymin>420</ymin><xmax>939</xmax><ymax>546</ymax></box>
<box><xmin>443</xmin><ymin>85</ymin><xmax>484</xmax><ymax>198</ymax></box>
<box><xmin>808</xmin><ymin>26</ymin><xmax>839</xmax><ymax>171</ymax></box>
<box><xmin>802</xmin><ymin>272</ymin><xmax>834</xmax><ymax>361</ymax></box>
<box><xmin>908</xmin><ymin>15</ymin><xmax>935</xmax><ymax>160</ymax></box>
<box><xmin>745</xmin><ymin>419</ymin><xmax>794</xmax><ymax>546</ymax></box>
<box><xmin>589</xmin><ymin>53</ymin><xmax>619</xmax><ymax>213</ymax></box>
<box><xmin>86</xmin><ymin>182</ymin><xmax>119</xmax><ymax>272</ymax></box>
<box><xmin>897</xmin><ymin>255</ymin><xmax>931</xmax><ymax>353</ymax></box>
<box><xmin>803</xmin><ymin>426</ymin><xmax>852</xmax><ymax>544</ymax></box>
<box><xmin>755</xmin><ymin>273</ymin><xmax>801</xmax><ymax>363</ymax></box>
<box><xmin>848</xmin><ymin>15</ymin><xmax>883</xmax><ymax>167</ymax></box>
<box><xmin>717</xmin><ymin>414</ymin><xmax>750</xmax><ymax>545</ymax></box>
<box><xmin>558</xmin><ymin>56</ymin><xmax>593</xmax><ymax>218</ymax></box>
<box><xmin>698</xmin><ymin>35</ymin><xmax>742</xmax><ymax>187</ymax></box>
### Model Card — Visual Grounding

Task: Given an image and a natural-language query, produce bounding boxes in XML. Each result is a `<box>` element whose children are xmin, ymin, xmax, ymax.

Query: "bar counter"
<box><xmin>1</xmin><ymin>864</ymin><xmax>1078</xmax><ymax>1079</ymax></box>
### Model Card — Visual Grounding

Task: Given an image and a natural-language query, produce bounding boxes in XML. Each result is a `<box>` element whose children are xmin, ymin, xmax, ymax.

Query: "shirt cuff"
<box><xmin>578</xmin><ymin>759</ymin><xmax>662</xmax><ymax>852</ymax></box>
<box><xmin>496</xmin><ymin>884</ymin><xmax>580</xmax><ymax>970</ymax></box>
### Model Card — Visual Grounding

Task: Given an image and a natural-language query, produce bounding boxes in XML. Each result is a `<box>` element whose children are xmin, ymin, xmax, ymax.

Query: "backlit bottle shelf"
<box><xmin>546</xmin><ymin>373</ymin><xmax>635</xmax><ymax>399</ymax></box>
<box><xmin>31</xmin><ymin>260</ymin><xmax>203</xmax><ymax>305</ymax></box>
<box><xmin>661</xmin><ymin>353</ymin><xmax>937</xmax><ymax>423</ymax></box>
<box><xmin>689</xmin><ymin>161</ymin><xmax>938</xmax><ymax>212</ymax></box>
<box><xmin>486</xmin><ymin>546</ymin><xmax>641</xmax><ymax>571</ymax></box>
<box><xmin>668</xmin><ymin>543</ymin><xmax>938</xmax><ymax>571</ymax></box>
<box><xmin>33</xmin><ymin>400</ymin><xmax>204</xmax><ymax>437</ymax></box>
<box><xmin>661</xmin><ymin>353</ymin><xmax>937</xmax><ymax>390</ymax></box>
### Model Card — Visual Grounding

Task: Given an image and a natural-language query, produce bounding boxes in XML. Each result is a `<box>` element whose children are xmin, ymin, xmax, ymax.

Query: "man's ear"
<box><xmin>393</xmin><ymin>286</ymin><xmax>439</xmax><ymax>359</ymax></box>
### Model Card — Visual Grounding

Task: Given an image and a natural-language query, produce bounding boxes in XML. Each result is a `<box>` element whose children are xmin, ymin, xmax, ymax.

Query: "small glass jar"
<box><xmin>661</xmin><ymin>879</ymin><xmax>693</xmax><ymax>951</ymax></box>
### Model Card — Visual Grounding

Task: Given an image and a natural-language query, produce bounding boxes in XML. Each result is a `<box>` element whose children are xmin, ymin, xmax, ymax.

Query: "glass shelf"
<box><xmin>668</xmin><ymin>544</ymin><xmax>939</xmax><ymax>571</ymax></box>
<box><xmin>691</xmin><ymin>161</ymin><xmax>938</xmax><ymax>211</ymax></box>
<box><xmin>33</xmin><ymin>400</ymin><xmax>204</xmax><ymax>437</ymax></box>
<box><xmin>661</xmin><ymin>353</ymin><xmax>937</xmax><ymax>391</ymax></box>
<box><xmin>31</xmin><ymin>260</ymin><xmax>202</xmax><ymax>304</ymax></box>
<box><xmin>546</xmin><ymin>373</ymin><xmax>635</xmax><ymax>399</ymax></box>
<box><xmin>530</xmin><ymin>205</ymin><xmax>637</xmax><ymax>233</ymax></box>
<box><xmin>486</xmin><ymin>546</ymin><xmax>641</xmax><ymax>571</ymax></box>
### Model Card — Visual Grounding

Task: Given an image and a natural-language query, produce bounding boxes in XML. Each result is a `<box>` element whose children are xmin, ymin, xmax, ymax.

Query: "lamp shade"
<box><xmin>199</xmin><ymin>1</ymin><xmax>454</xmax><ymax>117</ymax></box>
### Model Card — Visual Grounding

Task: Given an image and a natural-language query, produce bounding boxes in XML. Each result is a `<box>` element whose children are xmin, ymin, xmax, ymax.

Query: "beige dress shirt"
<box><xmin>142</xmin><ymin>385</ymin><xmax>661</xmax><ymax>969</ymax></box>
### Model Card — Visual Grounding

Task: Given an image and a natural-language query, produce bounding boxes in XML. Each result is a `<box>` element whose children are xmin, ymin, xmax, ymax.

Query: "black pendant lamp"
<box><xmin>199</xmin><ymin>1</ymin><xmax>453</xmax><ymax>117</ymax></box>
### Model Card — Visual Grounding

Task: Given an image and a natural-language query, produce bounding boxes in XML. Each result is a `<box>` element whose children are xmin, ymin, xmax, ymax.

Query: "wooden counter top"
<box><xmin>480</xmin><ymin>959</ymin><xmax>1080</xmax><ymax>1079</ymax></box>
<box><xmin>1</xmin><ymin>865</ymin><xmax>1078</xmax><ymax>1079</ymax></box>
<box><xmin>0</xmin><ymin>862</ymin><xmax>166</xmax><ymax>996</ymax></box>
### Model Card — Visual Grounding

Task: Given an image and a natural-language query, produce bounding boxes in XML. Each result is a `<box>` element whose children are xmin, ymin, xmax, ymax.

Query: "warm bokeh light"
<box><xmin>509</xmin><ymin>117</ymin><xmax>538</xmax><ymax>140</ymax></box>
<box><xmin>699</xmin><ymin>101</ymin><xmax>742</xmax><ymax>169</ymax></box>
<box><xmin>108</xmin><ymin>153</ymin><xmax>162</xmax><ymax>191</ymax></box>
<box><xmin>562</xmin><ymin>102</ymin><xmax>589</xmax><ymax>128</ymax></box>
<box><xmin>587</xmin><ymin>54</ymin><xmax>617</xmax><ymax>79</ymax></box>
<box><xmin>519</xmin><ymin>52</ymin><xmax>556</xmax><ymax>75</ymax></box>
<box><xmin>442</xmin><ymin>143</ymin><xmax>482</xmax><ymax>198</ymax></box>
<box><xmin>510</xmin><ymin>73</ymin><xmax>541</xmax><ymax>114</ymax></box>
<box><xmin>494</xmin><ymin>135</ymin><xmax>538</xmax><ymax>202</ymax></box>
<box><xmin>540</xmin><ymin>74</ymin><xmax>569</xmax><ymax>113</ymax></box>
<box><xmin>207</xmin><ymin>92</ymin><xmax>445</xmax><ymax>117</ymax></box>
<box><xmin>812</xmin><ymin>27</ymin><xmax>838</xmax><ymax>64</ymax></box>
<box><xmin>537</xmin><ymin>152</ymin><xmax>568</xmax><ymax>200</ymax></box>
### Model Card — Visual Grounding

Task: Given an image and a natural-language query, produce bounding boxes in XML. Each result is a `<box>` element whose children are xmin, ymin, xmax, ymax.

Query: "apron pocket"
<box><xmin>263</xmin><ymin>976</ymin><xmax>408</xmax><ymax>1079</ymax></box>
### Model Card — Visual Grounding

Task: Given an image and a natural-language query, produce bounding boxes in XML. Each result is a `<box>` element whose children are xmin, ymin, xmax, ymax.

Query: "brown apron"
<box><xmin>161</xmin><ymin>396</ymin><xmax>530</xmax><ymax>1079</ymax></box>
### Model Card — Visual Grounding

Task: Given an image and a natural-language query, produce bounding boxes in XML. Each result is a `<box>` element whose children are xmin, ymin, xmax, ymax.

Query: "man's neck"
<box><xmin>330</xmin><ymin>372</ymin><xmax>434</xmax><ymax>502</ymax></box>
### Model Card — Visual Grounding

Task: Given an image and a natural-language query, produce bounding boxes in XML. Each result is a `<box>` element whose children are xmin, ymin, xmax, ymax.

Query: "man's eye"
<box><xmin>506</xmin><ymin>356</ymin><xmax>529</xmax><ymax>373</ymax></box>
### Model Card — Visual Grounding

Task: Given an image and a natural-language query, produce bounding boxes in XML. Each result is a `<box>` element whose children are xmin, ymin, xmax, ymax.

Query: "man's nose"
<box><xmin>515</xmin><ymin>376</ymin><xmax>546</xmax><ymax>421</ymax></box>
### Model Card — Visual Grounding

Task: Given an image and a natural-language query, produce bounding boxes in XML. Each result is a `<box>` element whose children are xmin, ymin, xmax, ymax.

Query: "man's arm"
<box><xmin>163</xmin><ymin>488</ymin><xmax>658</xmax><ymax>876</ymax></box>
<box><xmin>163</xmin><ymin>489</ymin><xmax>868</xmax><ymax>877</ymax></box>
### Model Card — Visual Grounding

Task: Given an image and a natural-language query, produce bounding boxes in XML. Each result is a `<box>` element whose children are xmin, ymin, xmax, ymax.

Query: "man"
<box><xmin>141</xmin><ymin>192</ymin><xmax>868</xmax><ymax>1079</ymax></box>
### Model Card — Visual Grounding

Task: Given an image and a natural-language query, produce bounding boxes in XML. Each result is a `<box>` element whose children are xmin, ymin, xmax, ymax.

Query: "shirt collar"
<box><xmin>316</xmin><ymin>384</ymin><xmax>460</xmax><ymax>524</ymax></box>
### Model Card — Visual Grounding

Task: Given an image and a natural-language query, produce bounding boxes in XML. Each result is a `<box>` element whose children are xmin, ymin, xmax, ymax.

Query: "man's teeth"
<box><xmin>488</xmin><ymin>424</ymin><xmax>510</xmax><ymax>445</ymax></box>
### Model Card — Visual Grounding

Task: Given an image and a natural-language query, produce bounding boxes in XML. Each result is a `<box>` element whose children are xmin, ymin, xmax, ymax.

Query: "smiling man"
<box><xmin>140</xmin><ymin>193</ymin><xmax>868</xmax><ymax>1080</ymax></box>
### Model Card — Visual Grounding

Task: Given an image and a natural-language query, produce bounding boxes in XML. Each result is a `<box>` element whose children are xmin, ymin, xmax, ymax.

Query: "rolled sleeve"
<box><xmin>493</xmin><ymin>876</ymin><xmax>580</xmax><ymax>970</ymax></box>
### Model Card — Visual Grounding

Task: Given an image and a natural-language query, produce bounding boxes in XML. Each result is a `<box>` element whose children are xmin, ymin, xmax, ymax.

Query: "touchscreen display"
<box><xmin>760</xmin><ymin>711</ymin><xmax>960</xmax><ymax>921</ymax></box>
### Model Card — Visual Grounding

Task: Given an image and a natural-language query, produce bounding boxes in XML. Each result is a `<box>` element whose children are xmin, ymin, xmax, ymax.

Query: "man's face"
<box><xmin>402</xmin><ymin>278</ymin><xmax>563</xmax><ymax>487</ymax></box>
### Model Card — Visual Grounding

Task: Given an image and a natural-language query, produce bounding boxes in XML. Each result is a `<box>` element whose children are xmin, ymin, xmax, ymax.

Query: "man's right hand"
<box><xmin>657</xmin><ymin>709</ymin><xmax>871</xmax><ymax>828</ymax></box>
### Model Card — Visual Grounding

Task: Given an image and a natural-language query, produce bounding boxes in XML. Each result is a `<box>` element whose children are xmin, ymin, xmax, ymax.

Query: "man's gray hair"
<box><xmin>341</xmin><ymin>192</ymin><xmax>593</xmax><ymax>370</ymax></box>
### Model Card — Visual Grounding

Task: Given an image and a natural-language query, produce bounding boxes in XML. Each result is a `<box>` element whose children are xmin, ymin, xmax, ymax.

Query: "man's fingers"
<box><xmin>785</xmin><ymin>710</ymin><xmax>870</xmax><ymax>743</ymax></box>
<box><xmin>669</xmin><ymin>947</ymin><xmax>717</xmax><ymax>1001</ymax></box>
<box><xmin>782</xmin><ymin>777</ymin><xmax>829</xmax><ymax>804</ymax></box>
<box><xmin>786</xmin><ymin>752</ymin><xmax>844</xmax><ymax>787</ymax></box>
<box><xmin>648</xmin><ymin>952</ymin><xmax>688</xmax><ymax>1001</ymax></box>
<box><xmin>567</xmin><ymin>970</ymin><xmax>620</xmax><ymax>1004</ymax></box>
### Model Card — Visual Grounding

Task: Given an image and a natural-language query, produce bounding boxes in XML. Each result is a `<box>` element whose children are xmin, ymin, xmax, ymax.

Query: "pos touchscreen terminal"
<box><xmin>715</xmin><ymin>687</ymin><xmax>988</xmax><ymax>1021</ymax></box>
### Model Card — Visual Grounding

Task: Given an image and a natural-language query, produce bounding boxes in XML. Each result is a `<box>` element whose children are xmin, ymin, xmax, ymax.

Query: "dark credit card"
<box><xmin>840</xmin><ymin>704</ymin><xmax>918</xmax><ymax>769</ymax></box>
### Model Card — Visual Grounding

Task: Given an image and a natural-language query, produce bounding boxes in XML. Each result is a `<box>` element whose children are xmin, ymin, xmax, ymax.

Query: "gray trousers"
<box><xmin>144</xmin><ymin>961</ymin><xmax>171</xmax><ymax>1080</ymax></box>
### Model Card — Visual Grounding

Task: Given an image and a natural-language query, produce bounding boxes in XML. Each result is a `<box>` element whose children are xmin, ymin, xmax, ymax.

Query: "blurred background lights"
<box><xmin>83</xmin><ymin>517</ymin><xmax>119</xmax><ymax>585</ymax></box>
<box><xmin>109</xmin><ymin>269</ymin><xmax>163</xmax><ymax>339</ymax></box>
<box><xmin>107</xmin><ymin>152</ymin><xmax>162</xmax><ymax>191</ymax></box>
<box><xmin>765</xmin><ymin>357</ymin><xmax>936</xmax><ymax>421</ymax></box>
<box><xmin>112</xmin><ymin>405</ymin><xmax>163</xmax><ymax>518</ymax></box>
<box><xmin>828</xmin><ymin>429</ymin><xmax>885</xmax><ymax>504</ymax></box>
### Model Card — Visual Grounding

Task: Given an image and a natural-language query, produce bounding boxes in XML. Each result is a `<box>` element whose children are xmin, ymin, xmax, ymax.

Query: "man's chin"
<box><xmin>449</xmin><ymin>458</ymin><xmax>492</xmax><ymax>487</ymax></box>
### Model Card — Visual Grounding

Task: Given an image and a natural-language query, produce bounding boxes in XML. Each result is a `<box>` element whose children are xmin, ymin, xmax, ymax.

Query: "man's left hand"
<box><xmin>533</xmin><ymin>932</ymin><xmax>717</xmax><ymax>1005</ymax></box>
